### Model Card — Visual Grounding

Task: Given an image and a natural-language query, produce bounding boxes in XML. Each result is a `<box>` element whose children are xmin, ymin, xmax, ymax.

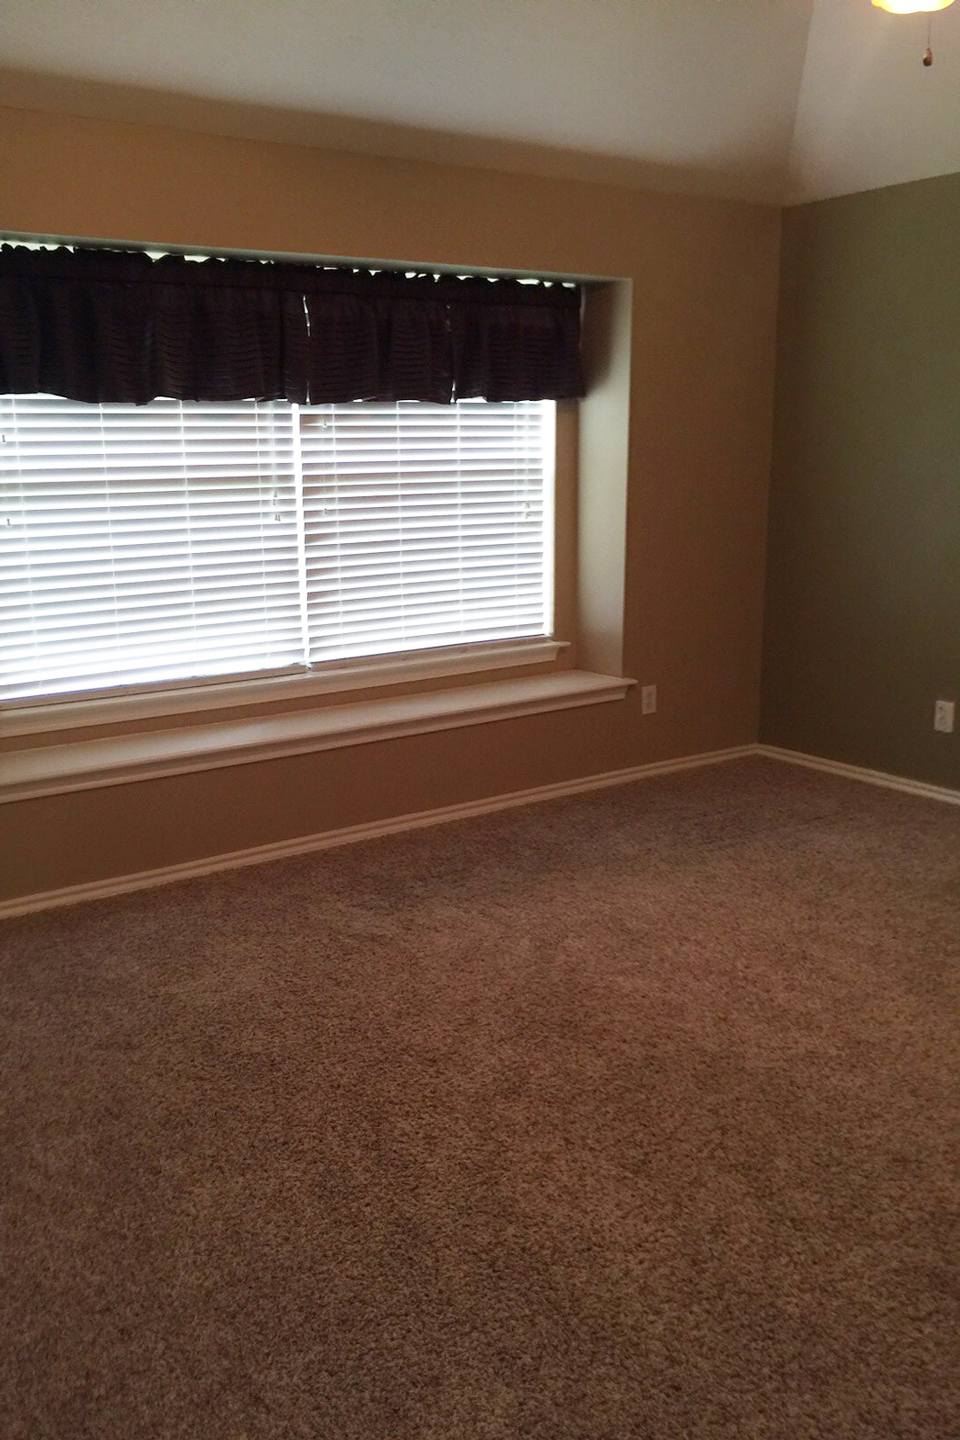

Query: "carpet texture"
<box><xmin>1</xmin><ymin>756</ymin><xmax>958</xmax><ymax>1438</ymax></box>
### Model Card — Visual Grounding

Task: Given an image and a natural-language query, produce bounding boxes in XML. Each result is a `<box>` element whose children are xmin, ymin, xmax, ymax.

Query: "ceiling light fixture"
<box><xmin>871</xmin><ymin>1</ymin><xmax>953</xmax><ymax>11</ymax></box>
<box><xmin>872</xmin><ymin>0</ymin><xmax>955</xmax><ymax>66</ymax></box>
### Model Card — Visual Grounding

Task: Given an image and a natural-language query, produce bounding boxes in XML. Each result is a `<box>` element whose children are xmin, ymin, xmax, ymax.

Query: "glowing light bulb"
<box><xmin>871</xmin><ymin>1</ymin><xmax>954</xmax><ymax>13</ymax></box>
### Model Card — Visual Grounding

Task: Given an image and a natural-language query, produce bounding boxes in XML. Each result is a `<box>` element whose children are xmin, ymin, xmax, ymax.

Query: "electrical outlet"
<box><xmin>641</xmin><ymin>684</ymin><xmax>657</xmax><ymax>715</ymax></box>
<box><xmin>934</xmin><ymin>700</ymin><xmax>955</xmax><ymax>734</ymax></box>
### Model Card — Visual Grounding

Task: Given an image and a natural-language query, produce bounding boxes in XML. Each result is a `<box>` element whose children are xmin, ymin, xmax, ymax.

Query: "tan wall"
<box><xmin>0</xmin><ymin>106</ymin><xmax>780</xmax><ymax>900</ymax></box>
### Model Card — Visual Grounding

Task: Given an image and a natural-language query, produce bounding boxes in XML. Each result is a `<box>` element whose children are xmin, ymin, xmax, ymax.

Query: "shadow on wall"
<box><xmin>0</xmin><ymin>65</ymin><xmax>786</xmax><ymax>208</ymax></box>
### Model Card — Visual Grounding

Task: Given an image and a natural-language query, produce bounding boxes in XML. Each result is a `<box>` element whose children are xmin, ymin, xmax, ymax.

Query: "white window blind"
<box><xmin>0</xmin><ymin>397</ymin><xmax>302</xmax><ymax>700</ymax></box>
<box><xmin>300</xmin><ymin>401</ymin><xmax>550</xmax><ymax>661</ymax></box>
<box><xmin>1</xmin><ymin>395</ymin><xmax>553</xmax><ymax>704</ymax></box>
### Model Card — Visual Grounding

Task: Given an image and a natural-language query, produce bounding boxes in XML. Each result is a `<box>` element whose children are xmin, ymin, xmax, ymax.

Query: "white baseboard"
<box><xmin>0</xmin><ymin>744</ymin><xmax>754</xmax><ymax>919</ymax></box>
<box><xmin>756</xmin><ymin>744</ymin><xmax>960</xmax><ymax>808</ymax></box>
<box><xmin>5</xmin><ymin>742</ymin><xmax>956</xmax><ymax>919</ymax></box>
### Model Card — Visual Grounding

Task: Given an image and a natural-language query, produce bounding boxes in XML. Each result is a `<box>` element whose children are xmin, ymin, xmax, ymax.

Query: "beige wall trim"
<box><xmin>0</xmin><ymin>745</ymin><xmax>754</xmax><ymax>918</ymax></box>
<box><xmin>5</xmin><ymin>744</ymin><xmax>954</xmax><ymax>917</ymax></box>
<box><xmin>1</xmin><ymin>638</ymin><xmax>568</xmax><ymax>738</ymax></box>
<box><xmin>1</xmin><ymin>671</ymin><xmax>633</xmax><ymax>805</ymax></box>
<box><xmin>756</xmin><ymin>745</ymin><xmax>960</xmax><ymax>808</ymax></box>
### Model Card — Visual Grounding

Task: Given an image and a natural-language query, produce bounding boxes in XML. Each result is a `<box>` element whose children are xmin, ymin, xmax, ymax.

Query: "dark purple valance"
<box><xmin>0</xmin><ymin>245</ymin><xmax>583</xmax><ymax>406</ymax></box>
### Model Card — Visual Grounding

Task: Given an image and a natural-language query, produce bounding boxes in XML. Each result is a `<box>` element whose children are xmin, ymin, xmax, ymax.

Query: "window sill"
<box><xmin>0</xmin><ymin>638</ymin><xmax>568</xmax><ymax>738</ymax></box>
<box><xmin>0</xmin><ymin>670</ymin><xmax>635</xmax><ymax>803</ymax></box>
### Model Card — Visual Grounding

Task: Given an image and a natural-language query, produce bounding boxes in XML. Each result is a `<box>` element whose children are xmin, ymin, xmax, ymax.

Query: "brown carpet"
<box><xmin>1</xmin><ymin>756</ymin><xmax>958</xmax><ymax>1439</ymax></box>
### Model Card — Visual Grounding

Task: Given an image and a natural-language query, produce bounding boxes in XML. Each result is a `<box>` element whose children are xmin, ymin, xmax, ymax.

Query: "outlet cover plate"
<box><xmin>934</xmin><ymin>700</ymin><xmax>955</xmax><ymax>734</ymax></box>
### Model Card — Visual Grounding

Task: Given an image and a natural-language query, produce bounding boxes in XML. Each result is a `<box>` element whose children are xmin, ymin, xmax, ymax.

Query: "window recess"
<box><xmin>0</xmin><ymin>241</ymin><xmax>633</xmax><ymax>771</ymax></box>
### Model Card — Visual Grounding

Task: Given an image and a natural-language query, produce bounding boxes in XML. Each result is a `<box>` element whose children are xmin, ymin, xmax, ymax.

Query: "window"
<box><xmin>1</xmin><ymin>396</ymin><xmax>554</xmax><ymax>706</ymax></box>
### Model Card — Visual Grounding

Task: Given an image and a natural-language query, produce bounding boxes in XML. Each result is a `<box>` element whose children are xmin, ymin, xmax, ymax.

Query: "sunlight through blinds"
<box><xmin>299</xmin><ymin>401</ymin><xmax>551</xmax><ymax>662</ymax></box>
<box><xmin>1</xmin><ymin>397</ymin><xmax>553</xmax><ymax>702</ymax></box>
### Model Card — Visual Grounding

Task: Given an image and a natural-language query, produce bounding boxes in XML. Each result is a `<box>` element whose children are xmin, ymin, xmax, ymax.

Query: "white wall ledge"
<box><xmin>0</xmin><ymin>671</ymin><xmax>635</xmax><ymax>804</ymax></box>
<box><xmin>0</xmin><ymin>638</ymin><xmax>568</xmax><ymax>737</ymax></box>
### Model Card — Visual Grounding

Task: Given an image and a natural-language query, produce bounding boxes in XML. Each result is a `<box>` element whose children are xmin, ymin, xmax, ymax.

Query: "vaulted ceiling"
<box><xmin>1</xmin><ymin>0</ymin><xmax>958</xmax><ymax>206</ymax></box>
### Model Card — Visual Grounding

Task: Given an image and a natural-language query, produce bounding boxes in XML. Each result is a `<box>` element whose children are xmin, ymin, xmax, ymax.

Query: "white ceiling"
<box><xmin>791</xmin><ymin>1</ymin><xmax>960</xmax><ymax>202</ymax></box>
<box><xmin>0</xmin><ymin>0</ymin><xmax>958</xmax><ymax>206</ymax></box>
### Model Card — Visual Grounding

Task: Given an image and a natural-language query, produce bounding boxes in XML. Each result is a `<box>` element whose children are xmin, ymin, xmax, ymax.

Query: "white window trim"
<box><xmin>0</xmin><ymin>637</ymin><xmax>568</xmax><ymax>738</ymax></box>
<box><xmin>0</xmin><ymin>670</ymin><xmax>635</xmax><ymax>803</ymax></box>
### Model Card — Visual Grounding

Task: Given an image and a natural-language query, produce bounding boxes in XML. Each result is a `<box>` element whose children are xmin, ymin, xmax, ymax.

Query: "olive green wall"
<box><xmin>761</xmin><ymin>173</ymin><xmax>960</xmax><ymax>789</ymax></box>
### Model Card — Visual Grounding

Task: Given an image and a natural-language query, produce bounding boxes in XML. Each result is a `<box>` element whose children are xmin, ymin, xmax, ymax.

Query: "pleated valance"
<box><xmin>0</xmin><ymin>244</ymin><xmax>584</xmax><ymax>406</ymax></box>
